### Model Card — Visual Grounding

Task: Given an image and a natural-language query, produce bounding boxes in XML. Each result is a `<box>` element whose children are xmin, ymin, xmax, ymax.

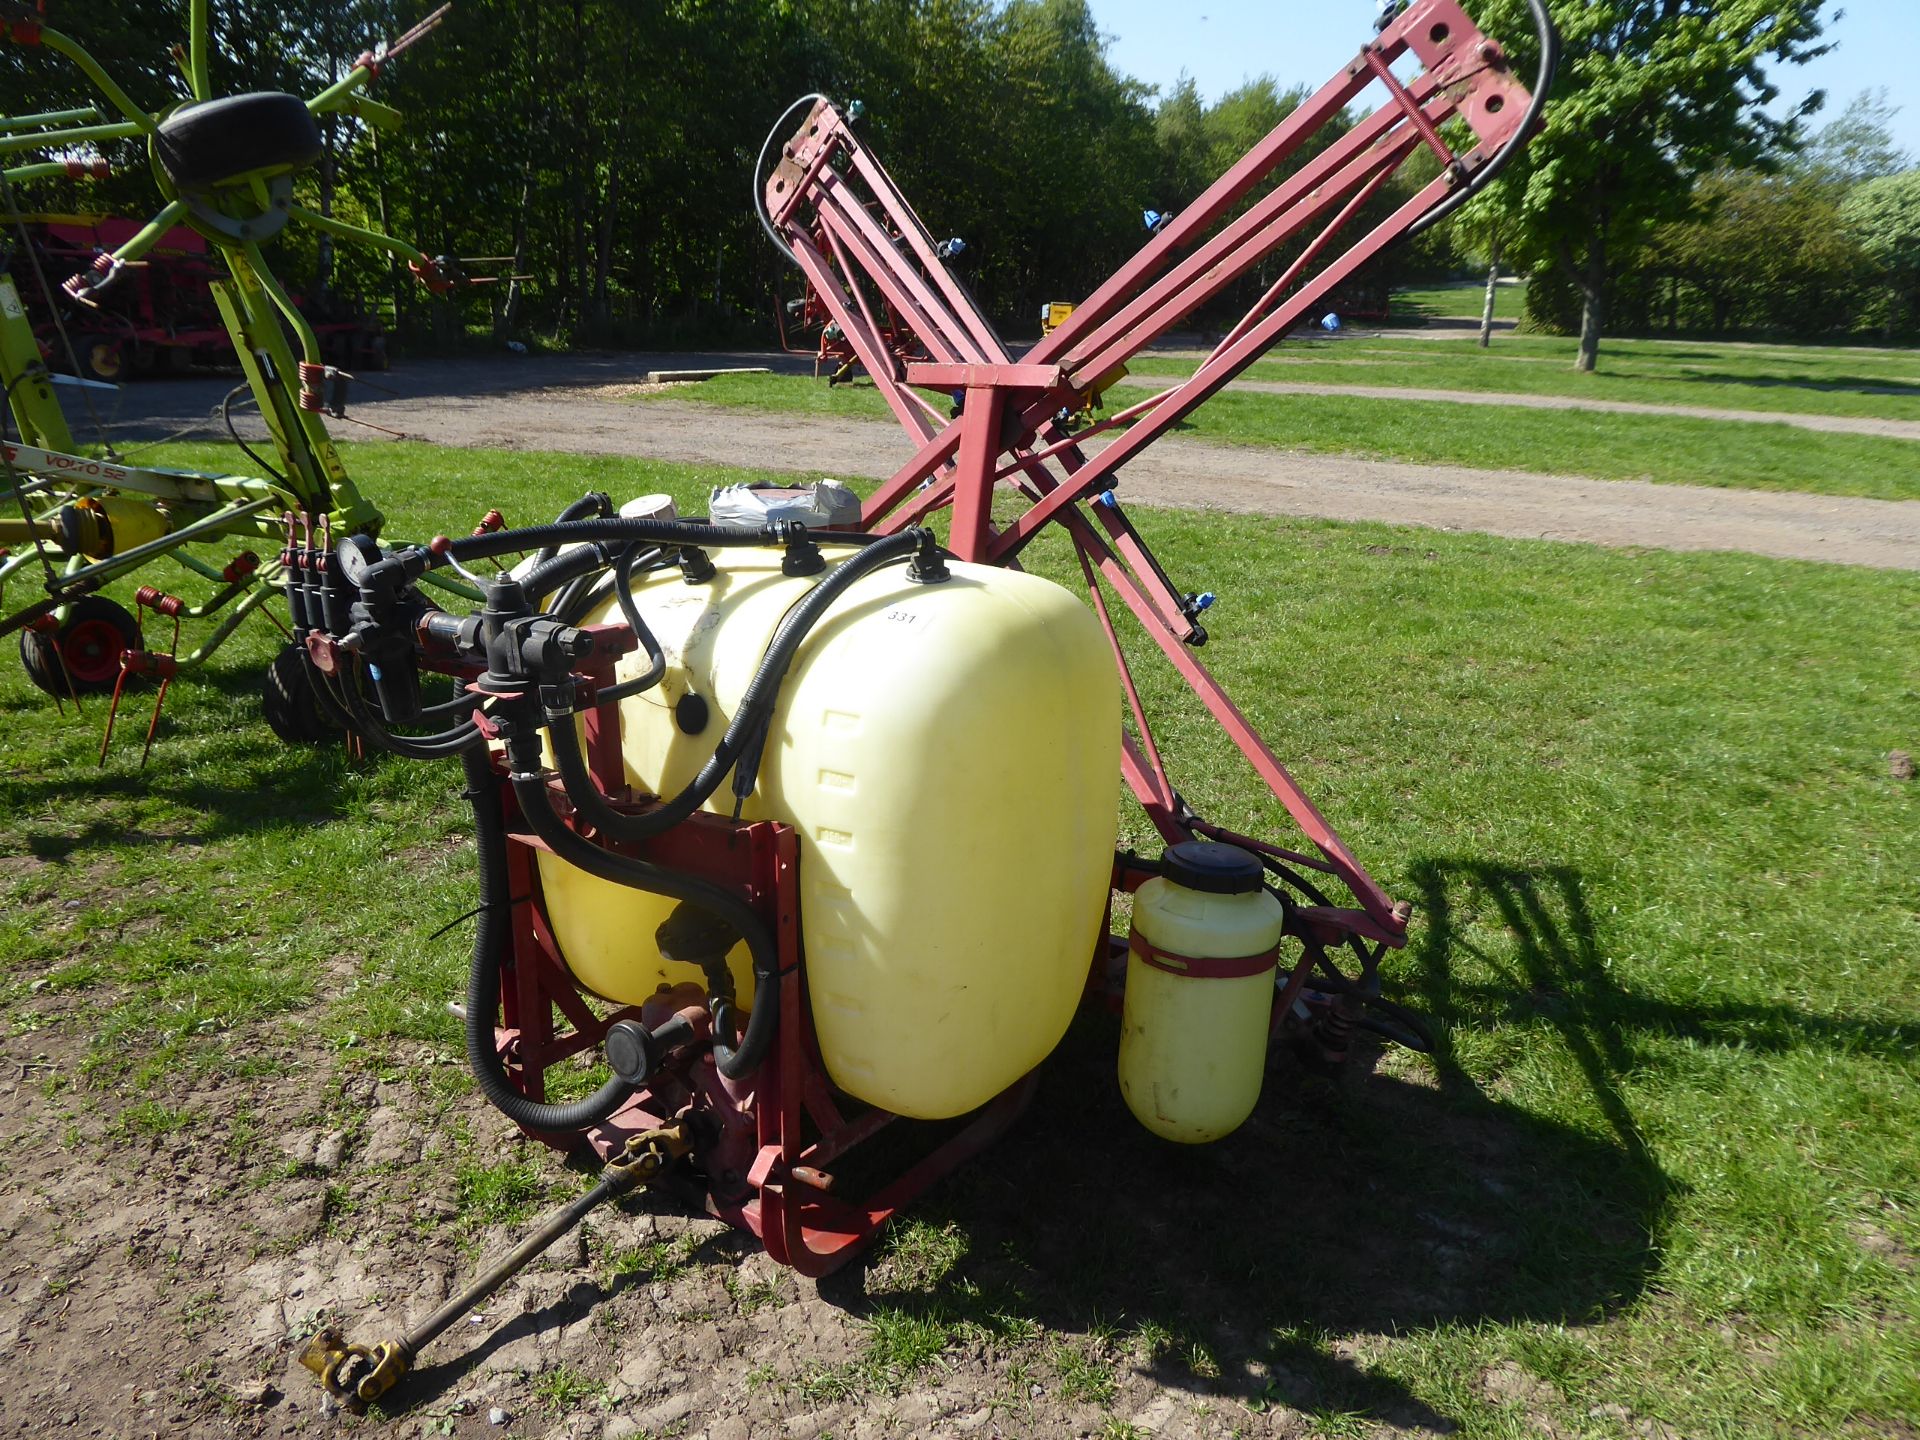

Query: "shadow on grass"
<box><xmin>1</xmin><ymin>663</ymin><xmax>363</xmax><ymax>857</ymax></box>
<box><xmin>805</xmin><ymin>858</ymin><xmax>1680</xmax><ymax>1432</ymax></box>
<box><xmin>1407</xmin><ymin>858</ymin><xmax>1920</xmax><ymax>1079</ymax></box>
<box><xmin>1675</xmin><ymin>371</ymin><xmax>1920</xmax><ymax>400</ymax></box>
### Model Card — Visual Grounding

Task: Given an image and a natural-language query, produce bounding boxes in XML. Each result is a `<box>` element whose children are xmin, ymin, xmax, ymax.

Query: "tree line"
<box><xmin>1451</xmin><ymin>0</ymin><xmax>1916</xmax><ymax>364</ymax></box>
<box><xmin>4</xmin><ymin>1</ymin><xmax>1915</xmax><ymax>369</ymax></box>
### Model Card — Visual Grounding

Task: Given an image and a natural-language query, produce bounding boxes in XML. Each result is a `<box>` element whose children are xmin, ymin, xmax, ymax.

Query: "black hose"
<box><xmin>594</xmin><ymin>544</ymin><xmax>668</xmax><ymax>703</ymax></box>
<box><xmin>1407</xmin><ymin>0</ymin><xmax>1559</xmax><ymax>236</ymax></box>
<box><xmin>221</xmin><ymin>384</ymin><xmax>290</xmax><ymax>485</ymax></box>
<box><xmin>508</xmin><ymin>762</ymin><xmax>779</xmax><ymax>1080</ymax></box>
<box><xmin>1351</xmin><ymin>994</ymin><xmax>1436</xmax><ymax>1053</ymax></box>
<box><xmin>1254</xmin><ymin>852</ymin><xmax>1374</xmax><ymax>973</ymax></box>
<box><xmin>459</xmin><ymin>748</ymin><xmax>638</xmax><ymax>1132</ymax></box>
<box><xmin>408</xmin><ymin>683</ymin><xmax>484</xmax><ymax>726</ymax></box>
<box><xmin>517</xmin><ymin>542</ymin><xmax>616</xmax><ymax>607</ymax></box>
<box><xmin>537</xmin><ymin>491</ymin><xmax>613</xmax><ymax>565</ymax></box>
<box><xmin>753</xmin><ymin>92</ymin><xmax>833</xmax><ymax>269</ymax></box>
<box><xmin>307</xmin><ymin>661</ymin><xmax>364</xmax><ymax>733</ymax></box>
<box><xmin>337</xmin><ymin>662</ymin><xmax>482</xmax><ymax>757</ymax></box>
<box><xmin>543</xmin><ymin>529</ymin><xmax>925</xmax><ymax>844</ymax></box>
<box><xmin>444</xmin><ymin>516</ymin><xmax>889</xmax><ymax>568</ymax></box>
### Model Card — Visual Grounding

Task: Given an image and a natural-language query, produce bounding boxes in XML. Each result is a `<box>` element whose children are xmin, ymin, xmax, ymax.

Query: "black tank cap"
<box><xmin>1161</xmin><ymin>841</ymin><xmax>1263</xmax><ymax>895</ymax></box>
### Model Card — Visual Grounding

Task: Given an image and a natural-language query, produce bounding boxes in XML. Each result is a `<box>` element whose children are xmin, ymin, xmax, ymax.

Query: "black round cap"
<box><xmin>604</xmin><ymin>1020</ymin><xmax>653</xmax><ymax>1086</ymax></box>
<box><xmin>1161</xmin><ymin>841</ymin><xmax>1263</xmax><ymax>895</ymax></box>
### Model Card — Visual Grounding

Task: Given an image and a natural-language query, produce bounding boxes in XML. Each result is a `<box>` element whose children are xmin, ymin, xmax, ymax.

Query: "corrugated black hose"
<box><xmin>459</xmin><ymin>745</ymin><xmax>642</xmax><ymax>1132</ymax></box>
<box><xmin>506</xmin><ymin>752</ymin><xmax>780</xmax><ymax>1082</ymax></box>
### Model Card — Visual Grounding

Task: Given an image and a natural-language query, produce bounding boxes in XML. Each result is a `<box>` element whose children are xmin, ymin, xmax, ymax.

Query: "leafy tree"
<box><xmin>1840</xmin><ymin>168</ymin><xmax>1920</xmax><ymax>334</ymax></box>
<box><xmin>1649</xmin><ymin>167</ymin><xmax>1865</xmax><ymax>333</ymax></box>
<box><xmin>1470</xmin><ymin>0</ymin><xmax>1831</xmax><ymax>370</ymax></box>
<box><xmin>1800</xmin><ymin>88</ymin><xmax>1910</xmax><ymax>187</ymax></box>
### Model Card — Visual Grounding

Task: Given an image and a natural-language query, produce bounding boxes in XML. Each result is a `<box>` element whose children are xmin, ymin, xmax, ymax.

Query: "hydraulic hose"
<box><xmin>1407</xmin><ymin>0</ymin><xmax>1559</xmax><ymax>236</ymax></box>
<box><xmin>517</xmin><ymin>542</ymin><xmax>617</xmax><ymax>608</ymax></box>
<box><xmin>509</xmin><ymin>760</ymin><xmax>779</xmax><ymax>1080</ymax></box>
<box><xmin>752</xmin><ymin>92</ymin><xmax>833</xmax><ymax>269</ymax></box>
<box><xmin>336</xmin><ymin>662</ymin><xmax>482</xmax><ymax>757</ymax></box>
<box><xmin>543</xmin><ymin>528</ymin><xmax>927</xmax><ymax>845</ymax></box>
<box><xmin>459</xmin><ymin>748</ymin><xmax>639</xmax><ymax>1132</ymax></box>
<box><xmin>594</xmin><ymin>544</ymin><xmax>668</xmax><ymax>702</ymax></box>
<box><xmin>443</xmin><ymin>516</ymin><xmax>888</xmax><ymax>568</ymax></box>
<box><xmin>537</xmin><ymin>491</ymin><xmax>613</xmax><ymax>564</ymax></box>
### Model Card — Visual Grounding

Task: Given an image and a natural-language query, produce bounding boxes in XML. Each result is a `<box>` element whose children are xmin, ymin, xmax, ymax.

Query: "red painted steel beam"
<box><xmin>761</xmin><ymin>0</ymin><xmax>1544</xmax><ymax>947</ymax></box>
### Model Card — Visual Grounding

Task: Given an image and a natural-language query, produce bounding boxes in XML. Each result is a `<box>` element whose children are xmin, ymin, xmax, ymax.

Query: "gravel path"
<box><xmin>90</xmin><ymin>352</ymin><xmax>1920</xmax><ymax>571</ymax></box>
<box><xmin>1127</xmin><ymin>375</ymin><xmax>1920</xmax><ymax>441</ymax></box>
<box><xmin>582</xmin><ymin>400</ymin><xmax>1920</xmax><ymax>571</ymax></box>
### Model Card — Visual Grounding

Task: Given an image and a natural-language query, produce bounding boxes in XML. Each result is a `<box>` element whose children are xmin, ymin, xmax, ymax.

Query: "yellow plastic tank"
<box><xmin>1119</xmin><ymin>842</ymin><xmax>1284</xmax><ymax>1143</ymax></box>
<box><xmin>536</xmin><ymin>544</ymin><xmax>1120</xmax><ymax>1120</ymax></box>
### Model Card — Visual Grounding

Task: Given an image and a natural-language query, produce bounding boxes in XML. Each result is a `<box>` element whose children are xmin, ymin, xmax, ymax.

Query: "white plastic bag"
<box><xmin>708</xmin><ymin>478</ymin><xmax>862</xmax><ymax>530</ymax></box>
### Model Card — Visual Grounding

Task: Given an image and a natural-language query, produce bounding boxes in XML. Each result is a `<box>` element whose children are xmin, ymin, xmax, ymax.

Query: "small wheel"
<box><xmin>17</xmin><ymin>596</ymin><xmax>140</xmax><ymax>696</ymax></box>
<box><xmin>17</xmin><ymin>628</ymin><xmax>61</xmax><ymax>695</ymax></box>
<box><xmin>261</xmin><ymin>642</ymin><xmax>343</xmax><ymax>745</ymax></box>
<box><xmin>78</xmin><ymin>337</ymin><xmax>124</xmax><ymax>384</ymax></box>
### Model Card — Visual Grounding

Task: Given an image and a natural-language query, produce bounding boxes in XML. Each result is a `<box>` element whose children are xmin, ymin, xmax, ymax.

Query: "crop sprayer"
<box><xmin>288</xmin><ymin>0</ymin><xmax>1559</xmax><ymax>1405</ymax></box>
<box><xmin>0</xmin><ymin>0</ymin><xmax>481</xmax><ymax>762</ymax></box>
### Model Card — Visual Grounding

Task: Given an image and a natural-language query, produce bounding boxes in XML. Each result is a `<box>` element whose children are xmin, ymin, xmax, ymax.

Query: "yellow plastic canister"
<box><xmin>1119</xmin><ymin>842</ymin><xmax>1284</xmax><ymax>1143</ymax></box>
<box><xmin>536</xmin><ymin>544</ymin><xmax>1120</xmax><ymax>1120</ymax></box>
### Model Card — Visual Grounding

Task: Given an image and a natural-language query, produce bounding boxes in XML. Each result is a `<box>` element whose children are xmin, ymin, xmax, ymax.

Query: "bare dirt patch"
<box><xmin>0</xmin><ymin>962</ymin><xmax>1668</xmax><ymax>1440</ymax></box>
<box><xmin>95</xmin><ymin>354</ymin><xmax>1920</xmax><ymax>571</ymax></box>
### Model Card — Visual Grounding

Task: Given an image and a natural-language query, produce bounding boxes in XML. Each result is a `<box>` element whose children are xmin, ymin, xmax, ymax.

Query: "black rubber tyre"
<box><xmin>17</xmin><ymin>596</ymin><xmax>140</xmax><ymax>696</ymax></box>
<box><xmin>17</xmin><ymin>626</ymin><xmax>61</xmax><ymax>696</ymax></box>
<box><xmin>154</xmin><ymin>92</ymin><xmax>323</xmax><ymax>190</ymax></box>
<box><xmin>261</xmin><ymin>642</ymin><xmax>342</xmax><ymax>745</ymax></box>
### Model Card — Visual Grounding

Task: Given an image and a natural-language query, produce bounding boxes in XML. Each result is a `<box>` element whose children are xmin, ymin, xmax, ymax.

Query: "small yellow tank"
<box><xmin>536</xmin><ymin>545</ymin><xmax>1120</xmax><ymax>1120</ymax></box>
<box><xmin>1119</xmin><ymin>842</ymin><xmax>1284</xmax><ymax>1143</ymax></box>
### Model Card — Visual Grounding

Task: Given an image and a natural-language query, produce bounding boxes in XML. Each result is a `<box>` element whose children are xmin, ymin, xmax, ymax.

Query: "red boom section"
<box><xmin>763</xmin><ymin>0</ymin><xmax>1537</xmax><ymax>946</ymax></box>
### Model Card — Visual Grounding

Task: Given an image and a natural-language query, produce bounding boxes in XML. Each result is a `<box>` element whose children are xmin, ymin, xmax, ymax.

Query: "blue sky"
<box><xmin>1088</xmin><ymin>0</ymin><xmax>1920</xmax><ymax>160</ymax></box>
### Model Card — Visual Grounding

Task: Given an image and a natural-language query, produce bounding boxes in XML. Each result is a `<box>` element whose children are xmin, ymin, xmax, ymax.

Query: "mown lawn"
<box><xmin>2</xmin><ymin>442</ymin><xmax>1915</xmax><ymax>1438</ymax></box>
<box><xmin>1390</xmin><ymin>279</ymin><xmax>1529</xmax><ymax>323</ymax></box>
<box><xmin>1137</xmin><ymin>332</ymin><xmax>1920</xmax><ymax>425</ymax></box>
<box><xmin>1108</xmin><ymin>384</ymin><xmax>1920</xmax><ymax>501</ymax></box>
<box><xmin>633</xmin><ymin>369</ymin><xmax>1920</xmax><ymax>502</ymax></box>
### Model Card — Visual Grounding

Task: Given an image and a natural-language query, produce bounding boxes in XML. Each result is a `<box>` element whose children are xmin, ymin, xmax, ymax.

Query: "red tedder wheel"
<box><xmin>18</xmin><ymin>596</ymin><xmax>140</xmax><ymax>696</ymax></box>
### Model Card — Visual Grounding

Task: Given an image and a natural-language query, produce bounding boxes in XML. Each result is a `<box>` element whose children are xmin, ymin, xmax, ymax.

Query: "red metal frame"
<box><xmin>485</xmin><ymin>712</ymin><xmax>1036</xmax><ymax>1277</ymax></box>
<box><xmin>6</xmin><ymin>214</ymin><xmax>385</xmax><ymax>374</ymax></box>
<box><xmin>455</xmin><ymin>0</ymin><xmax>1537</xmax><ymax>1279</ymax></box>
<box><xmin>762</xmin><ymin>0</ymin><xmax>1533</xmax><ymax>948</ymax></box>
<box><xmin>775</xmin><ymin>261</ymin><xmax>928</xmax><ymax>383</ymax></box>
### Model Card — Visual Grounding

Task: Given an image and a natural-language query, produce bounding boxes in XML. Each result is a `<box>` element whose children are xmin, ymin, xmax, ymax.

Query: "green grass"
<box><xmin>1135</xmin><ymin>331</ymin><xmax>1920</xmax><ymax>425</ymax></box>
<box><xmin>635</xmin><ymin>368</ymin><xmax>1920</xmax><ymax>501</ymax></box>
<box><xmin>453</xmin><ymin>1155</ymin><xmax>551</xmax><ymax>1229</ymax></box>
<box><xmin>1</xmin><ymin>442</ymin><xmax>1915</xmax><ymax>1438</ymax></box>
<box><xmin>1110</xmin><ymin>384</ymin><xmax>1920</xmax><ymax>501</ymax></box>
<box><xmin>531</xmin><ymin>1365</ymin><xmax>606</xmax><ymax>1411</ymax></box>
<box><xmin>605</xmin><ymin>1235</ymin><xmax>702</xmax><ymax>1287</ymax></box>
<box><xmin>1390</xmin><ymin>279</ymin><xmax>1528</xmax><ymax>323</ymax></box>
